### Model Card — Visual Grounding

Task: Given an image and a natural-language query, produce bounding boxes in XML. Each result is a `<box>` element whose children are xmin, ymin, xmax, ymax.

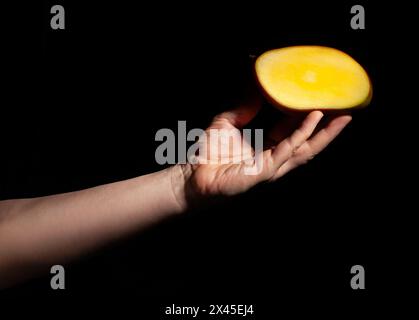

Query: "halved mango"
<box><xmin>255</xmin><ymin>46</ymin><xmax>372</xmax><ymax>112</ymax></box>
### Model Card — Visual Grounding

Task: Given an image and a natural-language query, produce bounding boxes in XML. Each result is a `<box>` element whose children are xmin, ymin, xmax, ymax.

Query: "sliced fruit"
<box><xmin>255</xmin><ymin>46</ymin><xmax>372</xmax><ymax>112</ymax></box>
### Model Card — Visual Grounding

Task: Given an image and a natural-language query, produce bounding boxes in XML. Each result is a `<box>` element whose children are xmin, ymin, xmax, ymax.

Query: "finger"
<box><xmin>306</xmin><ymin>114</ymin><xmax>352</xmax><ymax>154</ymax></box>
<box><xmin>213</xmin><ymin>95</ymin><xmax>262</xmax><ymax>128</ymax></box>
<box><xmin>272</xmin><ymin>114</ymin><xmax>352</xmax><ymax>180</ymax></box>
<box><xmin>269</xmin><ymin>116</ymin><xmax>302</xmax><ymax>141</ymax></box>
<box><xmin>271</xmin><ymin>111</ymin><xmax>323</xmax><ymax>170</ymax></box>
<box><xmin>272</xmin><ymin>143</ymin><xmax>311</xmax><ymax>180</ymax></box>
<box><xmin>266</xmin><ymin>115</ymin><xmax>305</xmax><ymax>148</ymax></box>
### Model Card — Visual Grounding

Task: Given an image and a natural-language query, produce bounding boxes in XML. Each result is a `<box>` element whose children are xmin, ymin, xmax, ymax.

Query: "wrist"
<box><xmin>168</xmin><ymin>164</ymin><xmax>194</xmax><ymax>212</ymax></box>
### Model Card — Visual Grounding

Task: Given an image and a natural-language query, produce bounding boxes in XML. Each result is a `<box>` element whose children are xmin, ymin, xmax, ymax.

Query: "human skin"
<box><xmin>0</xmin><ymin>99</ymin><xmax>351</xmax><ymax>288</ymax></box>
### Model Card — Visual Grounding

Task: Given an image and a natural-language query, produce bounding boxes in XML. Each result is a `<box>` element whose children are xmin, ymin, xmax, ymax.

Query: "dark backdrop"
<box><xmin>0</xmin><ymin>0</ymin><xmax>414</xmax><ymax>316</ymax></box>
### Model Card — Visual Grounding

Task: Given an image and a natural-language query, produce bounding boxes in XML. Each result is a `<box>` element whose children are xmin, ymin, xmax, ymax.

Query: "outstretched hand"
<box><xmin>174</xmin><ymin>99</ymin><xmax>352</xmax><ymax>208</ymax></box>
<box><xmin>0</xmin><ymin>84</ymin><xmax>351</xmax><ymax>289</ymax></box>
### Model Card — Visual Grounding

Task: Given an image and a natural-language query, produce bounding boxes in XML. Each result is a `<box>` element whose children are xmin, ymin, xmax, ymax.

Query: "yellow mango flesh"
<box><xmin>255</xmin><ymin>46</ymin><xmax>372</xmax><ymax>111</ymax></box>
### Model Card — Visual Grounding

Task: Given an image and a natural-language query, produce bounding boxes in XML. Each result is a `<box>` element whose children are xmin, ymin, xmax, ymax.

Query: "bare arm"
<box><xmin>0</xmin><ymin>166</ymin><xmax>186</xmax><ymax>288</ymax></box>
<box><xmin>0</xmin><ymin>104</ymin><xmax>351</xmax><ymax>288</ymax></box>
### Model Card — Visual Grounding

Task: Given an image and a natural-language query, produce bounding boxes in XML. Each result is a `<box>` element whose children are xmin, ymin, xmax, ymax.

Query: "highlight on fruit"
<box><xmin>255</xmin><ymin>46</ymin><xmax>372</xmax><ymax>112</ymax></box>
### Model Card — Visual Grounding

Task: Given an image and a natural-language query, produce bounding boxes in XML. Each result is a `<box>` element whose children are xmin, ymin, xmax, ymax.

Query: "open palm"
<box><xmin>179</xmin><ymin>99</ymin><xmax>352</xmax><ymax>203</ymax></box>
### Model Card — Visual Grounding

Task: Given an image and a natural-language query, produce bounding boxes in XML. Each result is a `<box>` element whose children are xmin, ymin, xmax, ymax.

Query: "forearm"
<box><xmin>0</xmin><ymin>166</ymin><xmax>186</xmax><ymax>287</ymax></box>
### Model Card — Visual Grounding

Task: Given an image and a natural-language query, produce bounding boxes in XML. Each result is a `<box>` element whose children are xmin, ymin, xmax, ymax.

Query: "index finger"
<box><xmin>306</xmin><ymin>114</ymin><xmax>352</xmax><ymax>153</ymax></box>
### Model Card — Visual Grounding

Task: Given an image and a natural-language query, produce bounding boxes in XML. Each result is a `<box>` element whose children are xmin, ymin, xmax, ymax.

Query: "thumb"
<box><xmin>214</xmin><ymin>93</ymin><xmax>262</xmax><ymax>128</ymax></box>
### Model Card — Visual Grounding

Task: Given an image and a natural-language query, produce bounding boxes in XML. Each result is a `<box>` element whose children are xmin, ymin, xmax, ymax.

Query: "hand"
<box><xmin>172</xmin><ymin>98</ymin><xmax>352</xmax><ymax>209</ymax></box>
<box><xmin>0</xmin><ymin>94</ymin><xmax>351</xmax><ymax>288</ymax></box>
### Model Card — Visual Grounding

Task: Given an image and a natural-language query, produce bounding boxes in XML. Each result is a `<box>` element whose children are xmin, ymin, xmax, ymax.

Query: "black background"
<box><xmin>0</xmin><ymin>0</ymin><xmax>415</xmax><ymax>316</ymax></box>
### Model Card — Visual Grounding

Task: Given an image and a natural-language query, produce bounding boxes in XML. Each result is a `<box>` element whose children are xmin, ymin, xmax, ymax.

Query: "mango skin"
<box><xmin>254</xmin><ymin>46</ymin><xmax>373</xmax><ymax>114</ymax></box>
